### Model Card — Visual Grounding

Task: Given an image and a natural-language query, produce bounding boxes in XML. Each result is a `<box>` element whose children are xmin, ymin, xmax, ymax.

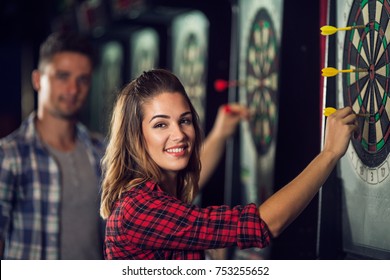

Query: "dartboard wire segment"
<box><xmin>342</xmin><ymin>0</ymin><xmax>390</xmax><ymax>167</ymax></box>
<box><xmin>246</xmin><ymin>8</ymin><xmax>279</xmax><ymax>156</ymax></box>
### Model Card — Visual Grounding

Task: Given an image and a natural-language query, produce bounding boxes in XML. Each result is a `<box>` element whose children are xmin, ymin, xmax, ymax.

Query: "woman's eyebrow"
<box><xmin>149</xmin><ymin>111</ymin><xmax>191</xmax><ymax>123</ymax></box>
<box><xmin>149</xmin><ymin>114</ymin><xmax>169</xmax><ymax>123</ymax></box>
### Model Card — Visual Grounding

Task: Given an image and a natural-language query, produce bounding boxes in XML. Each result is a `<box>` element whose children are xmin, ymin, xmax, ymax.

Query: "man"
<box><xmin>0</xmin><ymin>32</ymin><xmax>105</xmax><ymax>259</ymax></box>
<box><xmin>0</xmin><ymin>31</ymin><xmax>248</xmax><ymax>260</ymax></box>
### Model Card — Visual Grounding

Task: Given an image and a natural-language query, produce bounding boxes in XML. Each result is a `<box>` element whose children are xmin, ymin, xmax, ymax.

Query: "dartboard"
<box><xmin>236</xmin><ymin>0</ymin><xmax>283</xmax><ymax>261</ymax></box>
<box><xmin>336</xmin><ymin>0</ymin><xmax>390</xmax><ymax>259</ymax></box>
<box><xmin>245</xmin><ymin>8</ymin><xmax>279</xmax><ymax>156</ymax></box>
<box><xmin>342</xmin><ymin>0</ymin><xmax>390</xmax><ymax>168</ymax></box>
<box><xmin>178</xmin><ymin>33</ymin><xmax>206</xmax><ymax>125</ymax></box>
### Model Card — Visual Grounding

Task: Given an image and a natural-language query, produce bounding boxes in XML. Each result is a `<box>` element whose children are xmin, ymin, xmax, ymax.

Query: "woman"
<box><xmin>100</xmin><ymin>69</ymin><xmax>357</xmax><ymax>259</ymax></box>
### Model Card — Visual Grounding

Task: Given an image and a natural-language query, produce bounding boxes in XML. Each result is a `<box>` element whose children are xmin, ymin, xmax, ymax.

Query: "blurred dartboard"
<box><xmin>172</xmin><ymin>11</ymin><xmax>208</xmax><ymax>127</ymax></box>
<box><xmin>177</xmin><ymin>33</ymin><xmax>206</xmax><ymax>125</ymax></box>
<box><xmin>235</xmin><ymin>0</ymin><xmax>283</xmax><ymax>260</ymax></box>
<box><xmin>245</xmin><ymin>8</ymin><xmax>279</xmax><ymax>156</ymax></box>
<box><xmin>130</xmin><ymin>28</ymin><xmax>159</xmax><ymax>79</ymax></box>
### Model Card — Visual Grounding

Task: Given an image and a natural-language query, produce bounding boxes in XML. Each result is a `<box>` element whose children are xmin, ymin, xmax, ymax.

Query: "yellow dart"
<box><xmin>321</xmin><ymin>67</ymin><xmax>367</xmax><ymax>77</ymax></box>
<box><xmin>323</xmin><ymin>107</ymin><xmax>372</xmax><ymax>118</ymax></box>
<box><xmin>320</xmin><ymin>25</ymin><xmax>365</xmax><ymax>36</ymax></box>
<box><xmin>323</xmin><ymin>107</ymin><xmax>337</xmax><ymax>117</ymax></box>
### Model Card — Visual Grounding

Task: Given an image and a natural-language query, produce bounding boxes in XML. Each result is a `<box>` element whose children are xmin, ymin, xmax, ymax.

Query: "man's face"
<box><xmin>33</xmin><ymin>51</ymin><xmax>93</xmax><ymax>120</ymax></box>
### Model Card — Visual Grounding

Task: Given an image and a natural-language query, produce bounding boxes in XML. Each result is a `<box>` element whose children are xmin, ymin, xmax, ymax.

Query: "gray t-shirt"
<box><xmin>47</xmin><ymin>140</ymin><xmax>102</xmax><ymax>259</ymax></box>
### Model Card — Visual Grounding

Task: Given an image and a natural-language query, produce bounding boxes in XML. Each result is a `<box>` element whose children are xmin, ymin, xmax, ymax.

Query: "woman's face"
<box><xmin>142</xmin><ymin>92</ymin><xmax>195</xmax><ymax>177</ymax></box>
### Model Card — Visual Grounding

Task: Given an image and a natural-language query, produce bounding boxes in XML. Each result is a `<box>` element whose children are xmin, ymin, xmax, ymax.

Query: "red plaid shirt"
<box><xmin>104</xmin><ymin>181</ymin><xmax>270</xmax><ymax>259</ymax></box>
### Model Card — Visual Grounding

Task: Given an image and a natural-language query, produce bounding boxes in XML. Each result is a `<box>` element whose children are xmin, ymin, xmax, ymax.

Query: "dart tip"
<box><xmin>223</xmin><ymin>104</ymin><xmax>232</xmax><ymax>114</ymax></box>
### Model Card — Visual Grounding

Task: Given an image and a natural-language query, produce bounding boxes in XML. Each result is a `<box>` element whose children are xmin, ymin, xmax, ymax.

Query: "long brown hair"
<box><xmin>100</xmin><ymin>69</ymin><xmax>203</xmax><ymax>219</ymax></box>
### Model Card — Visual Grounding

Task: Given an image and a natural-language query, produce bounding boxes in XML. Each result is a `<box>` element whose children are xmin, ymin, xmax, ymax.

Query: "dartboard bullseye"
<box><xmin>246</xmin><ymin>8</ymin><xmax>279</xmax><ymax>155</ymax></box>
<box><xmin>342</xmin><ymin>0</ymin><xmax>390</xmax><ymax>168</ymax></box>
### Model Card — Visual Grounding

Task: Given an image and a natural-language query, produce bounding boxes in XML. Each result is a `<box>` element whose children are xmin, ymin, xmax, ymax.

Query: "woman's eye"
<box><xmin>153</xmin><ymin>123</ymin><xmax>166</xmax><ymax>129</ymax></box>
<box><xmin>181</xmin><ymin>118</ymin><xmax>192</xmax><ymax>125</ymax></box>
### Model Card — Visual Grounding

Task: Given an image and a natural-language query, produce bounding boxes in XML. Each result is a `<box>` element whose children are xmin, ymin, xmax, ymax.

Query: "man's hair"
<box><xmin>38</xmin><ymin>31</ymin><xmax>96</xmax><ymax>70</ymax></box>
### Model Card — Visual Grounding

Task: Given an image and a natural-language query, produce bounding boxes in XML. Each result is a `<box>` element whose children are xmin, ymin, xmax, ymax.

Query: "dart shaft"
<box><xmin>340</xmin><ymin>68</ymin><xmax>367</xmax><ymax>73</ymax></box>
<box><xmin>351</xmin><ymin>25</ymin><xmax>365</xmax><ymax>30</ymax></box>
<box><xmin>338</xmin><ymin>25</ymin><xmax>365</xmax><ymax>31</ymax></box>
<box><xmin>337</xmin><ymin>27</ymin><xmax>352</xmax><ymax>31</ymax></box>
<box><xmin>356</xmin><ymin>113</ymin><xmax>371</xmax><ymax>117</ymax></box>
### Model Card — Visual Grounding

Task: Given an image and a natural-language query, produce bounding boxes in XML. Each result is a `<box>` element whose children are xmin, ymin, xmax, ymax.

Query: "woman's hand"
<box><xmin>323</xmin><ymin>106</ymin><xmax>358</xmax><ymax>159</ymax></box>
<box><xmin>209</xmin><ymin>103</ymin><xmax>250</xmax><ymax>141</ymax></box>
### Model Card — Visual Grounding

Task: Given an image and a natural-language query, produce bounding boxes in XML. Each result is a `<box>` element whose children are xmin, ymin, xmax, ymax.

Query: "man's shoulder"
<box><xmin>0</xmin><ymin>113</ymin><xmax>36</xmax><ymax>149</ymax></box>
<box><xmin>0</xmin><ymin>124</ymin><xmax>30</xmax><ymax>150</ymax></box>
<box><xmin>0</xmin><ymin>127</ymin><xmax>33</xmax><ymax>166</ymax></box>
<box><xmin>88</xmin><ymin>131</ymin><xmax>105</xmax><ymax>144</ymax></box>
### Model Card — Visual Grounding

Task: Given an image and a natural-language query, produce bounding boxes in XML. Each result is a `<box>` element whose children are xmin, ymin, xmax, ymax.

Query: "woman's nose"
<box><xmin>171</xmin><ymin>124</ymin><xmax>186</xmax><ymax>141</ymax></box>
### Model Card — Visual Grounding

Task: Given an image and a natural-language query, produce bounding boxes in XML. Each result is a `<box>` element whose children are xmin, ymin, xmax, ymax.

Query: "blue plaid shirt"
<box><xmin>0</xmin><ymin>113</ymin><xmax>106</xmax><ymax>259</ymax></box>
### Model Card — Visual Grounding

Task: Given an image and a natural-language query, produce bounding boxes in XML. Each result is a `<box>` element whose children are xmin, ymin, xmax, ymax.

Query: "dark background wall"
<box><xmin>0</xmin><ymin>0</ymin><xmax>321</xmax><ymax>259</ymax></box>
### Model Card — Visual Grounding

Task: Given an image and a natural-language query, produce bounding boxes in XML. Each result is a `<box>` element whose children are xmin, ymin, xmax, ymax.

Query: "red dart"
<box><xmin>214</xmin><ymin>79</ymin><xmax>243</xmax><ymax>92</ymax></box>
<box><xmin>223</xmin><ymin>104</ymin><xmax>232</xmax><ymax>114</ymax></box>
<box><xmin>214</xmin><ymin>79</ymin><xmax>229</xmax><ymax>92</ymax></box>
